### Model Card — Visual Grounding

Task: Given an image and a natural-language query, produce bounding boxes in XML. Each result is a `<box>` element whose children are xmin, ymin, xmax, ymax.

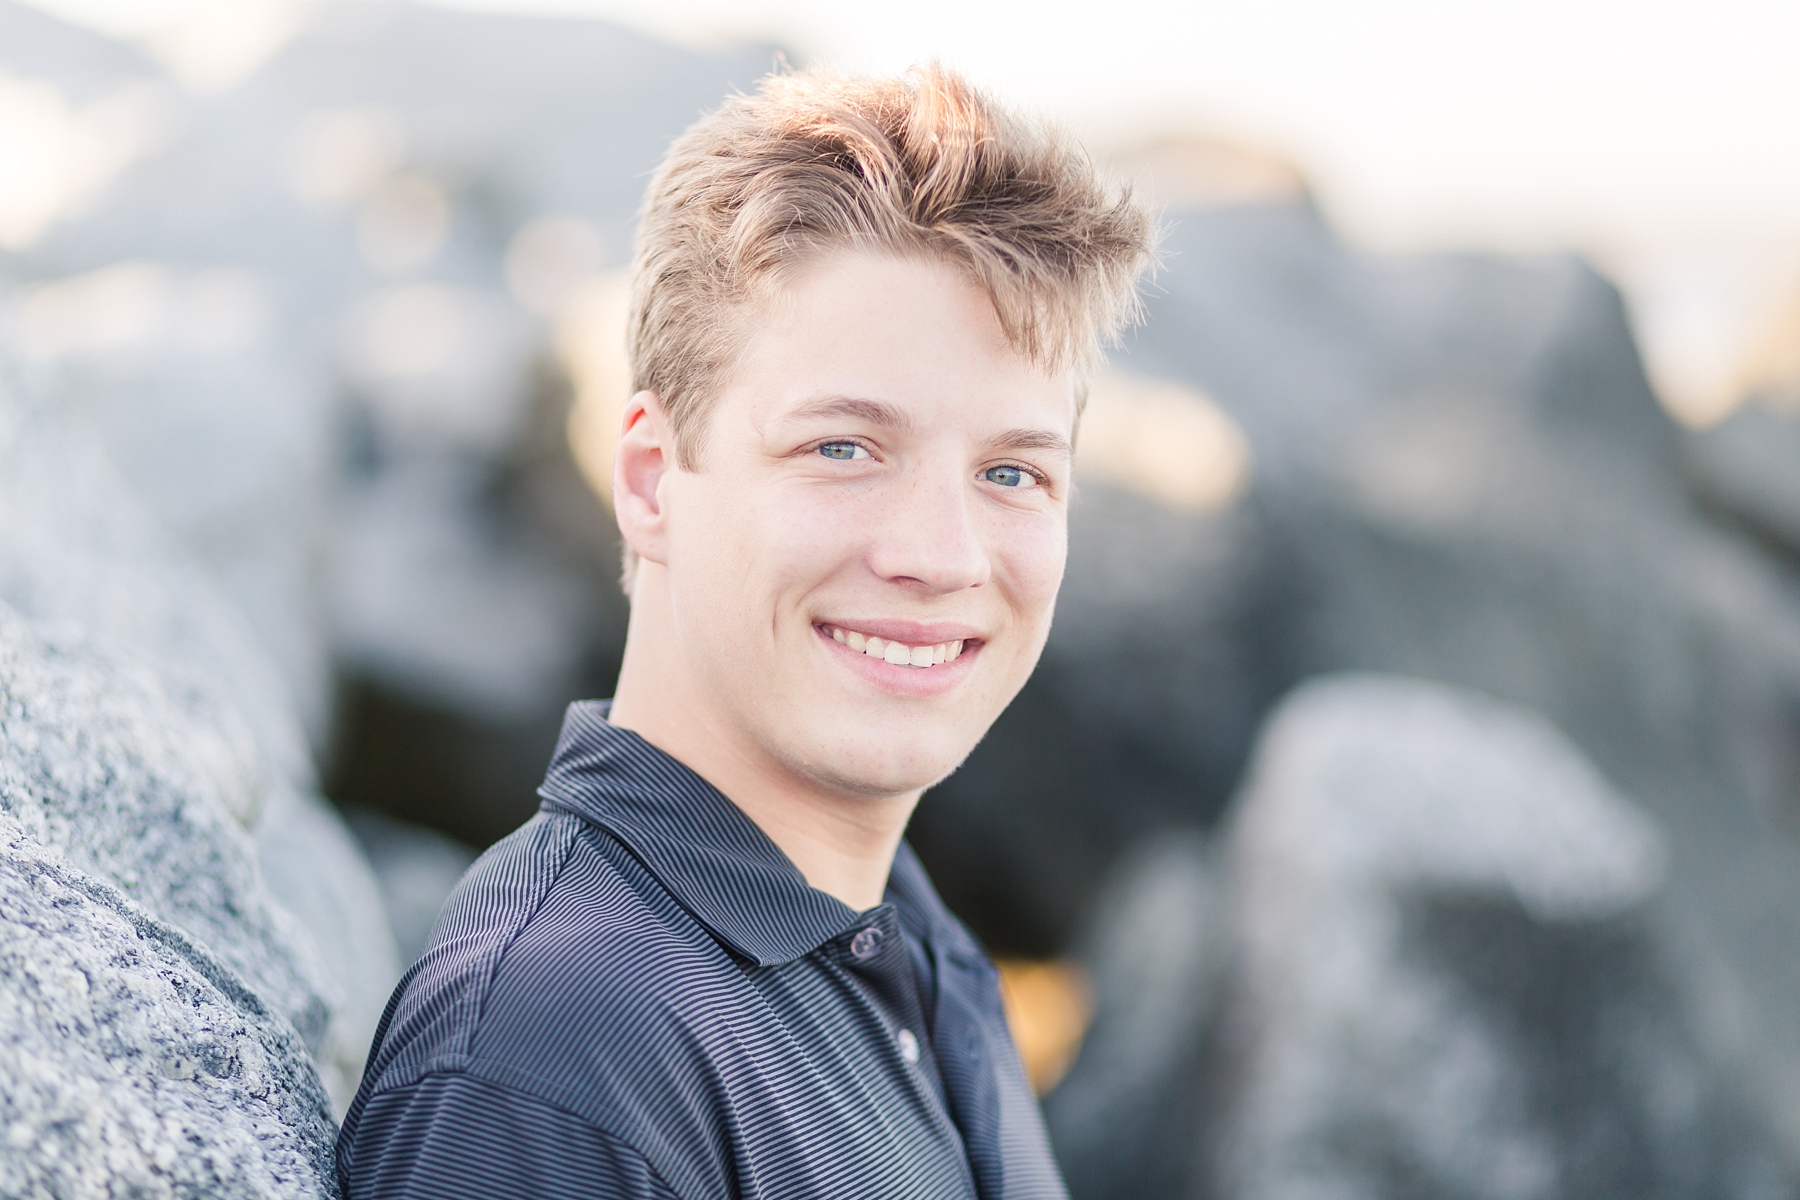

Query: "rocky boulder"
<box><xmin>0</xmin><ymin>606</ymin><xmax>343</xmax><ymax>1196</ymax></box>
<box><xmin>1048</xmin><ymin>676</ymin><xmax>1789</xmax><ymax>1199</ymax></box>
<box><xmin>1684</xmin><ymin>402</ymin><xmax>1800</xmax><ymax>561</ymax></box>
<box><xmin>0</xmin><ymin>807</ymin><xmax>339</xmax><ymax>1199</ymax></box>
<box><xmin>0</xmin><ymin>604</ymin><xmax>330</xmax><ymax>1048</ymax></box>
<box><xmin>0</xmin><ymin>363</ymin><xmax>402</xmax><ymax>1137</ymax></box>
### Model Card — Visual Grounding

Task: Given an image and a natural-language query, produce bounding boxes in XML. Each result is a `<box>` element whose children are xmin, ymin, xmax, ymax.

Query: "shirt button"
<box><xmin>898</xmin><ymin>1028</ymin><xmax>920</xmax><ymax>1064</ymax></box>
<box><xmin>850</xmin><ymin>927</ymin><xmax>884</xmax><ymax>959</ymax></box>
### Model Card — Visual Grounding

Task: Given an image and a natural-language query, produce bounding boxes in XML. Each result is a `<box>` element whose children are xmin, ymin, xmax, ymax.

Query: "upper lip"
<box><xmin>816</xmin><ymin>618</ymin><xmax>986</xmax><ymax>646</ymax></box>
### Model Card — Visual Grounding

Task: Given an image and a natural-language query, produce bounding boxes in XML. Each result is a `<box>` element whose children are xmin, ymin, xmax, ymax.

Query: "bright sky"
<box><xmin>20</xmin><ymin>0</ymin><xmax>1800</xmax><ymax>420</ymax></box>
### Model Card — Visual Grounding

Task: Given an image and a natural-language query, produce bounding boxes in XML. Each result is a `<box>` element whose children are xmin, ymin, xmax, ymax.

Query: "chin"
<box><xmin>793</xmin><ymin>722</ymin><xmax>976</xmax><ymax>799</ymax></box>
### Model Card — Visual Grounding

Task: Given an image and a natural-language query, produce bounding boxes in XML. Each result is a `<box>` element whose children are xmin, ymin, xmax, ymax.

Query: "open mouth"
<box><xmin>819</xmin><ymin>624</ymin><xmax>969</xmax><ymax>669</ymax></box>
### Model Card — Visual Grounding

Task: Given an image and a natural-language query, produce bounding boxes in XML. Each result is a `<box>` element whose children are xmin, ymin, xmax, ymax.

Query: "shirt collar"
<box><xmin>538</xmin><ymin>700</ymin><xmax>956</xmax><ymax>968</ymax></box>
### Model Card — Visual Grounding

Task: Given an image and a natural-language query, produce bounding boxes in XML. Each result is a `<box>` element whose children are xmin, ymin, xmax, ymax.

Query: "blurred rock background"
<box><xmin>4</xmin><ymin>0</ymin><xmax>1800</xmax><ymax>1195</ymax></box>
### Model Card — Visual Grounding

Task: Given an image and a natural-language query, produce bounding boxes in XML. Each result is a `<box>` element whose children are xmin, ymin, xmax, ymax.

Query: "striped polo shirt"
<box><xmin>336</xmin><ymin>701</ymin><xmax>1068</xmax><ymax>1199</ymax></box>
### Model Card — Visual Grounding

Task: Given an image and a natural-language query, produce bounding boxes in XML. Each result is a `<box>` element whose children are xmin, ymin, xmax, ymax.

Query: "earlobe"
<box><xmin>613</xmin><ymin>390</ymin><xmax>672</xmax><ymax>566</ymax></box>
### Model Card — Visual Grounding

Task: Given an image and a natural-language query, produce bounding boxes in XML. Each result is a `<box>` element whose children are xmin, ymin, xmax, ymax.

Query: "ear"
<box><xmin>613</xmin><ymin>390</ymin><xmax>674</xmax><ymax>566</ymax></box>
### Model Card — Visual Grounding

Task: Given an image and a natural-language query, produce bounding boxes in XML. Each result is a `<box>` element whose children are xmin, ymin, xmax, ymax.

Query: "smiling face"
<box><xmin>628</xmin><ymin>251</ymin><xmax>1075</xmax><ymax>802</ymax></box>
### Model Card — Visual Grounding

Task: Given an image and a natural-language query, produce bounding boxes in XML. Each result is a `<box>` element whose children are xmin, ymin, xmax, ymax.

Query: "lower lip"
<box><xmin>815</xmin><ymin>625</ymin><xmax>982</xmax><ymax>699</ymax></box>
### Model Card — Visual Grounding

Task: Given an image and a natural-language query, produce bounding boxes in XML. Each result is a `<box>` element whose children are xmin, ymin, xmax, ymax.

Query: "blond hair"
<box><xmin>619</xmin><ymin>65</ymin><xmax>1155</xmax><ymax>582</ymax></box>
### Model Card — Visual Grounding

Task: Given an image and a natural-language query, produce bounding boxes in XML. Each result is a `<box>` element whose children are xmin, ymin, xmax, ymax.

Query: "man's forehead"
<box><xmin>747</xmin><ymin>251</ymin><xmax>1040</xmax><ymax>374</ymax></box>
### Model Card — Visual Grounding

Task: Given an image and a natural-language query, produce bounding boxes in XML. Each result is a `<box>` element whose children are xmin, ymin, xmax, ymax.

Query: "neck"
<box><xmin>607</xmin><ymin>567</ymin><xmax>917</xmax><ymax>911</ymax></box>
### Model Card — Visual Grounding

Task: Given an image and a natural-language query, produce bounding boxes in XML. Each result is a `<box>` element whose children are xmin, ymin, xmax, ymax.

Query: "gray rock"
<box><xmin>1125</xmin><ymin>206</ymin><xmax>1678</xmax><ymax>489</ymax></box>
<box><xmin>0</xmin><ymin>809</ymin><xmax>338</xmax><ymax>1199</ymax></box>
<box><xmin>1206</xmin><ymin>676</ymin><xmax>1780</xmax><ymax>1200</ymax></box>
<box><xmin>1050</xmin><ymin>676</ymin><xmax>1787</xmax><ymax>1199</ymax></box>
<box><xmin>1268</xmin><ymin>447</ymin><xmax>1800</xmax><ymax>1171</ymax></box>
<box><xmin>0</xmin><ymin>373</ymin><xmax>400</xmax><ymax>1112</ymax></box>
<box><xmin>0</xmin><ymin>603</ymin><xmax>331</xmax><ymax>1052</ymax></box>
<box><xmin>1044</xmin><ymin>832</ymin><xmax>1222</xmax><ymax>1200</ymax></box>
<box><xmin>1685</xmin><ymin>402</ymin><xmax>1800</xmax><ymax>560</ymax></box>
<box><xmin>0</xmin><ymin>373</ymin><xmax>315</xmax><ymax>793</ymax></box>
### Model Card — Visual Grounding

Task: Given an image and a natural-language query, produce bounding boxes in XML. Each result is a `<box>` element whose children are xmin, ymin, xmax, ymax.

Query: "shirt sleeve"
<box><xmin>339</xmin><ymin>1070</ymin><xmax>682</xmax><ymax>1200</ymax></box>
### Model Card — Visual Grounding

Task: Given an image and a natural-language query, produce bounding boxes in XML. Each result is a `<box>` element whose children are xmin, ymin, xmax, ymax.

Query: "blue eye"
<box><xmin>983</xmin><ymin>465</ymin><xmax>1031</xmax><ymax>487</ymax></box>
<box><xmin>818</xmin><ymin>442</ymin><xmax>866</xmax><ymax>460</ymax></box>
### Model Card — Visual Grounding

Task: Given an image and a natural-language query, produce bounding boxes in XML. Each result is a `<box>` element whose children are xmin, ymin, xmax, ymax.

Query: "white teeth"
<box><xmin>826</xmin><ymin>626</ymin><xmax>972</xmax><ymax>668</ymax></box>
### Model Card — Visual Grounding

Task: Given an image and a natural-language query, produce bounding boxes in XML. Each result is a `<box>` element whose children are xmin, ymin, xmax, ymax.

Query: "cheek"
<box><xmin>672</xmin><ymin>468</ymin><xmax>866</xmax><ymax>595</ymax></box>
<box><xmin>991</xmin><ymin>511</ymin><xmax>1067</xmax><ymax>626</ymax></box>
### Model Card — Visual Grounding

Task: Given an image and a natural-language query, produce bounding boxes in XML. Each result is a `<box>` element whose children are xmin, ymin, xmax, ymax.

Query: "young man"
<box><xmin>337</xmin><ymin>66</ymin><xmax>1153</xmax><ymax>1199</ymax></box>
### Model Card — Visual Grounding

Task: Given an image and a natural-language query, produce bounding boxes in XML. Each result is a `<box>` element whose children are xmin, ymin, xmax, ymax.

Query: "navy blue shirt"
<box><xmin>337</xmin><ymin>702</ymin><xmax>1068</xmax><ymax>1199</ymax></box>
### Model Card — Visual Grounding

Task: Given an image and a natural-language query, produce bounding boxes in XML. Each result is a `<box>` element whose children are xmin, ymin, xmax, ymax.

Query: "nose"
<box><xmin>864</xmin><ymin>461</ymin><xmax>991</xmax><ymax>594</ymax></box>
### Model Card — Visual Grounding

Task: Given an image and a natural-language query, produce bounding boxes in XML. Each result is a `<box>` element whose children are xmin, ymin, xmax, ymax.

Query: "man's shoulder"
<box><xmin>352</xmin><ymin>809</ymin><xmax>750</xmax><ymax>1120</ymax></box>
<box><xmin>340</xmin><ymin>810</ymin><xmax>761</xmax><ymax>1195</ymax></box>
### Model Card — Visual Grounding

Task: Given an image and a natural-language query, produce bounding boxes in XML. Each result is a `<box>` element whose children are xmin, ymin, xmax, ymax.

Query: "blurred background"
<box><xmin>3</xmin><ymin>0</ymin><xmax>1800</xmax><ymax>1195</ymax></box>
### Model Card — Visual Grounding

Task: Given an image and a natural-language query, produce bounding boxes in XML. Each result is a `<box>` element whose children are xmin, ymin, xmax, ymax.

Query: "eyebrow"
<box><xmin>785</xmin><ymin>395</ymin><xmax>916</xmax><ymax>432</ymax></box>
<box><xmin>783</xmin><ymin>394</ymin><xmax>1072</xmax><ymax>458</ymax></box>
<box><xmin>992</xmin><ymin>428</ymin><xmax>1073</xmax><ymax>457</ymax></box>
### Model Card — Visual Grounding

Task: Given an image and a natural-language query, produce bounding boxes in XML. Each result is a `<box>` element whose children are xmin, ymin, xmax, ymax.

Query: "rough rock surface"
<box><xmin>0</xmin><ymin>376</ymin><xmax>399</xmax><ymax>1112</ymax></box>
<box><xmin>0</xmin><ymin>603</ymin><xmax>330</xmax><ymax>1050</ymax></box>
<box><xmin>0</xmin><ymin>380</ymin><xmax>364</xmax><ymax>1188</ymax></box>
<box><xmin>1049</xmin><ymin>675</ymin><xmax>1788</xmax><ymax>1199</ymax></box>
<box><xmin>0</xmin><ymin>810</ymin><xmax>338</xmax><ymax>1199</ymax></box>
